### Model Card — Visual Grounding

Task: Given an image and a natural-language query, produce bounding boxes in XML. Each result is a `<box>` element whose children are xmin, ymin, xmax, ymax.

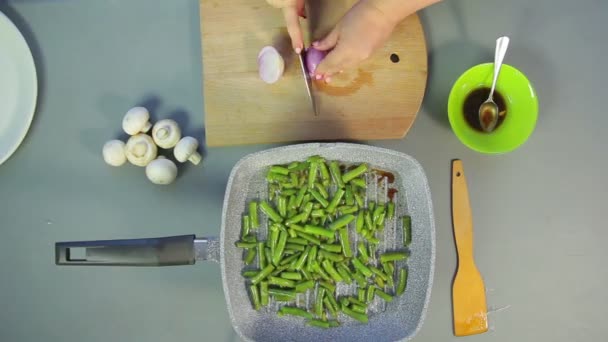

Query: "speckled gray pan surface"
<box><xmin>219</xmin><ymin>143</ymin><xmax>436</xmax><ymax>342</ymax></box>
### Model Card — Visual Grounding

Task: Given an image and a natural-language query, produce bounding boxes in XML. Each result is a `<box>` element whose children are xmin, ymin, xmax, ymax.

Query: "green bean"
<box><xmin>309</xmin><ymin>189</ymin><xmax>329</xmax><ymax>208</ymax></box>
<box><xmin>366</xmin><ymin>285</ymin><xmax>375</xmax><ymax>303</ymax></box>
<box><xmin>274</xmin><ymin>295</ymin><xmax>295</xmax><ymax>302</ymax></box>
<box><xmin>284</xmin><ymin>213</ymin><xmax>305</xmax><ymax>227</ymax></box>
<box><xmin>319</xmin><ymin>162</ymin><xmax>330</xmax><ymax>182</ymax></box>
<box><xmin>379</xmin><ymin>251</ymin><xmax>409</xmax><ymax>263</ymax></box>
<box><xmin>375</xmin><ymin>276</ymin><xmax>385</xmax><ymax>288</ymax></box>
<box><xmin>368</xmin><ymin>201</ymin><xmax>376</xmax><ymax>212</ymax></box>
<box><xmin>397</xmin><ymin>268</ymin><xmax>408</xmax><ymax>296</ymax></box>
<box><xmin>345</xmin><ymin>185</ymin><xmax>355</xmax><ymax>206</ymax></box>
<box><xmin>375</xmin><ymin>288</ymin><xmax>393</xmax><ymax>302</ymax></box>
<box><xmin>300</xmin><ymin>193</ymin><xmax>312</xmax><ymax>211</ymax></box>
<box><xmin>280</xmin><ymin>253</ymin><xmax>301</xmax><ymax>266</ymax></box>
<box><xmin>288</xmin><ymin>161</ymin><xmax>306</xmax><ymax>171</ymax></box>
<box><xmin>320</xmin><ymin>244</ymin><xmax>342</xmax><ymax>253</ymax></box>
<box><xmin>387</xmin><ymin>202</ymin><xmax>395</xmax><ymax>219</ymax></box>
<box><xmin>366</xmin><ymin>235</ymin><xmax>380</xmax><ymax>245</ymax></box>
<box><xmin>268</xmin><ymin>287</ymin><xmax>296</xmax><ymax>299</ymax></box>
<box><xmin>265</xmin><ymin>247</ymin><xmax>272</xmax><ymax>266</ymax></box>
<box><xmin>282</xmin><ymin>187</ymin><xmax>297</xmax><ymax>195</ymax></box>
<box><xmin>269</xmin><ymin>229</ymin><xmax>279</xmax><ymax>253</ymax></box>
<box><xmin>319</xmin><ymin>250</ymin><xmax>344</xmax><ymax>263</ymax></box>
<box><xmin>260</xmin><ymin>201</ymin><xmax>282</xmax><ymax>223</ymax></box>
<box><xmin>386</xmin><ymin>272</ymin><xmax>395</xmax><ymax>288</ymax></box>
<box><xmin>373</xmin><ymin>205</ymin><xmax>385</xmax><ymax>225</ymax></box>
<box><xmin>287</xmin><ymin>237</ymin><xmax>307</xmax><ymax>245</ymax></box>
<box><xmin>272</xmin><ymin>230</ymin><xmax>288</xmax><ymax>265</ymax></box>
<box><xmin>281</xmin><ymin>272</ymin><xmax>302</xmax><ymax>281</ymax></box>
<box><xmin>280</xmin><ymin>182</ymin><xmax>295</xmax><ymax>189</ymax></box>
<box><xmin>287</xmin><ymin>228</ymin><xmax>298</xmax><ymax>238</ymax></box>
<box><xmin>241</xmin><ymin>234</ymin><xmax>256</xmax><ymax>243</ymax></box>
<box><xmin>278</xmin><ymin>196</ymin><xmax>287</xmax><ymax>218</ymax></box>
<box><xmin>315</xmin><ymin>287</ymin><xmax>326</xmax><ymax>317</ymax></box>
<box><xmin>295</xmin><ymin>279</ymin><xmax>315</xmax><ymax>292</ymax></box>
<box><xmin>326</xmin><ymin>188</ymin><xmax>345</xmax><ymax>214</ymax></box>
<box><xmin>352</xmin><ymin>258</ymin><xmax>372</xmax><ymax>277</ymax></box>
<box><xmin>300</xmin><ymin>202</ymin><xmax>313</xmax><ymax>222</ymax></box>
<box><xmin>294</xmin><ymin>186</ymin><xmax>308</xmax><ymax>209</ymax></box>
<box><xmin>307</xmin><ymin>246</ymin><xmax>318</xmax><ymax>272</ymax></box>
<box><xmin>369</xmin><ymin>266</ymin><xmax>387</xmax><ymax>281</ymax></box>
<box><xmin>270</xmin><ymin>165</ymin><xmax>290</xmax><ymax>175</ymax></box>
<box><xmin>235</xmin><ymin>241</ymin><xmax>257</xmax><ymax>249</ymax></box>
<box><xmin>342</xmin><ymin>164</ymin><xmax>368</xmax><ymax>184</ymax></box>
<box><xmin>347</xmin><ymin>296</ymin><xmax>366</xmax><ymax>307</ymax></box>
<box><xmin>338</xmin><ymin>206</ymin><xmax>358</xmax><ymax>215</ymax></box>
<box><xmin>308</xmin><ymin>161</ymin><xmax>318</xmax><ymax>189</ymax></box>
<box><xmin>244</xmin><ymin>248</ymin><xmax>257</xmax><ymax>265</ymax></box>
<box><xmin>368</xmin><ymin>244</ymin><xmax>376</xmax><ymax>261</ymax></box>
<box><xmin>358</xmin><ymin>288</ymin><xmax>366</xmax><ymax>303</ymax></box>
<box><xmin>351</xmin><ymin>177</ymin><xmax>366</xmax><ymax>188</ymax></box>
<box><xmin>267</xmin><ymin>172</ymin><xmax>289</xmax><ymax>183</ymax></box>
<box><xmin>338</xmin><ymin>228</ymin><xmax>353</xmax><ymax>258</ymax></box>
<box><xmin>249</xmin><ymin>284</ymin><xmax>261</xmax><ymax>310</ymax></box>
<box><xmin>307</xmin><ymin>155</ymin><xmax>324</xmax><ymax>163</ymax></box>
<box><xmin>365</xmin><ymin>211</ymin><xmax>374</xmax><ymax>231</ymax></box>
<box><xmin>304</xmin><ymin>225</ymin><xmax>334</xmax><ymax>239</ymax></box>
<box><xmin>356</xmin><ymin>211</ymin><xmax>364</xmax><ymax>233</ymax></box>
<box><xmin>297</xmin><ymin>232</ymin><xmax>321</xmax><ymax>246</ymax></box>
<box><xmin>315</xmin><ymin>182</ymin><xmax>329</xmax><ymax>199</ymax></box>
<box><xmin>311</xmin><ymin>209</ymin><xmax>326</xmax><ymax>218</ymax></box>
<box><xmin>382</xmin><ymin>261</ymin><xmax>394</xmax><ymax>277</ymax></box>
<box><xmin>242</xmin><ymin>215</ymin><xmax>250</xmax><ymax>238</ymax></box>
<box><xmin>403</xmin><ymin>215</ymin><xmax>412</xmax><ymax>246</ymax></box>
<box><xmin>286</xmin><ymin>196</ymin><xmax>296</xmax><ymax>213</ymax></box>
<box><xmin>268</xmin><ymin>276</ymin><xmax>295</xmax><ymax>288</ymax></box>
<box><xmin>341</xmin><ymin>304</ymin><xmax>368</xmax><ymax>323</ymax></box>
<box><xmin>351</xmin><ymin>304</ymin><xmax>366</xmax><ymax>314</ymax></box>
<box><xmin>337</xmin><ymin>265</ymin><xmax>352</xmax><ymax>284</ymax></box>
<box><xmin>285</xmin><ymin>243</ymin><xmax>305</xmax><ymax>252</ymax></box>
<box><xmin>376</xmin><ymin>211</ymin><xmax>386</xmax><ymax>229</ymax></box>
<box><xmin>311</xmin><ymin>262</ymin><xmax>332</xmax><ymax>282</ymax></box>
<box><xmin>278</xmin><ymin>306</ymin><xmax>313</xmax><ymax>319</ymax></box>
<box><xmin>329</xmin><ymin>161</ymin><xmax>345</xmax><ymax>188</ymax></box>
<box><xmin>328</xmin><ymin>214</ymin><xmax>355</xmax><ymax>231</ymax></box>
<box><xmin>324</xmin><ymin>297</ymin><xmax>337</xmax><ymax>318</ymax></box>
<box><xmin>293</xmin><ymin>246</ymin><xmax>310</xmax><ymax>270</ymax></box>
<box><xmin>260</xmin><ymin>281</ymin><xmax>269</xmax><ymax>306</ymax></box>
<box><xmin>269</xmin><ymin>184</ymin><xmax>277</xmax><ymax>201</ymax></box>
<box><xmin>322</xmin><ymin>260</ymin><xmax>343</xmax><ymax>282</ymax></box>
<box><xmin>242</xmin><ymin>270</ymin><xmax>259</xmax><ymax>278</ymax></box>
<box><xmin>319</xmin><ymin>280</ymin><xmax>336</xmax><ymax>293</ymax></box>
<box><xmin>300</xmin><ymin>268</ymin><xmax>312</xmax><ymax>280</ymax></box>
<box><xmin>357</xmin><ymin>242</ymin><xmax>369</xmax><ymax>264</ymax></box>
<box><xmin>251</xmin><ymin>265</ymin><xmax>275</xmax><ymax>285</ymax></box>
<box><xmin>354</xmin><ymin>190</ymin><xmax>365</xmax><ymax>208</ymax></box>
<box><xmin>352</xmin><ymin>270</ymin><xmax>367</xmax><ymax>287</ymax></box>
<box><xmin>307</xmin><ymin>319</ymin><xmax>330</xmax><ymax>329</ymax></box>
<box><xmin>290</xmin><ymin>172</ymin><xmax>298</xmax><ymax>186</ymax></box>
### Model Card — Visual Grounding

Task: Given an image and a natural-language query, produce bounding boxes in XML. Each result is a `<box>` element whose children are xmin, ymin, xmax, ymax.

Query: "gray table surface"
<box><xmin>1</xmin><ymin>0</ymin><xmax>606</xmax><ymax>341</ymax></box>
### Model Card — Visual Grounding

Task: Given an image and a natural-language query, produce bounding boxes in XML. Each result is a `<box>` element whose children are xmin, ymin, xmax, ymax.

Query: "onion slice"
<box><xmin>258</xmin><ymin>46</ymin><xmax>284</xmax><ymax>84</ymax></box>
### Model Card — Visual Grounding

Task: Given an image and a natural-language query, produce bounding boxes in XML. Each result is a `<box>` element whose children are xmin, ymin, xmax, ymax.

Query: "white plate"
<box><xmin>0</xmin><ymin>11</ymin><xmax>37</xmax><ymax>166</ymax></box>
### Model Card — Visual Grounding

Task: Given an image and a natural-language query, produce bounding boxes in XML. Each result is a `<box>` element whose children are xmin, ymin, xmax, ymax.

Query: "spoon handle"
<box><xmin>489</xmin><ymin>36</ymin><xmax>510</xmax><ymax>99</ymax></box>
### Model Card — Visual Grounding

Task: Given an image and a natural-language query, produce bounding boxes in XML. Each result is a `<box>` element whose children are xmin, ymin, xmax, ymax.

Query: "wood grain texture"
<box><xmin>200</xmin><ymin>0</ymin><xmax>427</xmax><ymax>146</ymax></box>
<box><xmin>451</xmin><ymin>160</ymin><xmax>488</xmax><ymax>336</ymax></box>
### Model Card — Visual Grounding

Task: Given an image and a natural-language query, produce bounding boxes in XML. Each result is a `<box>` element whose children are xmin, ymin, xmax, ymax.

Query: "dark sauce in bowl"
<box><xmin>463</xmin><ymin>87</ymin><xmax>507</xmax><ymax>132</ymax></box>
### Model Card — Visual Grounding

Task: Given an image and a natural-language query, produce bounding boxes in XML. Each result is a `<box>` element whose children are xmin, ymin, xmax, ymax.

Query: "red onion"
<box><xmin>305</xmin><ymin>47</ymin><xmax>328</xmax><ymax>75</ymax></box>
<box><xmin>258</xmin><ymin>46</ymin><xmax>284</xmax><ymax>84</ymax></box>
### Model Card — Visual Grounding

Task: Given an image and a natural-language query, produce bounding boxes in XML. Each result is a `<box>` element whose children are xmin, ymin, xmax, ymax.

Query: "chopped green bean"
<box><xmin>341</xmin><ymin>304</ymin><xmax>369</xmax><ymax>323</ymax></box>
<box><xmin>287</xmin><ymin>237</ymin><xmax>307</xmax><ymax>245</ymax></box>
<box><xmin>279</xmin><ymin>306</ymin><xmax>313</xmax><ymax>319</ymax></box>
<box><xmin>300</xmin><ymin>194</ymin><xmax>312</xmax><ymax>211</ymax></box>
<box><xmin>397</xmin><ymin>268</ymin><xmax>408</xmax><ymax>296</ymax></box>
<box><xmin>375</xmin><ymin>288</ymin><xmax>393</xmax><ymax>302</ymax></box>
<box><xmin>356</xmin><ymin>211</ymin><xmax>364</xmax><ymax>233</ymax></box>
<box><xmin>372</xmin><ymin>205</ymin><xmax>385</xmax><ymax>225</ymax></box>
<box><xmin>269</xmin><ymin>229</ymin><xmax>279</xmax><ymax>253</ymax></box>
<box><xmin>357</xmin><ymin>242</ymin><xmax>370</xmax><ymax>264</ymax></box>
<box><xmin>267</xmin><ymin>172</ymin><xmax>289</xmax><ymax>183</ymax></box>
<box><xmin>319</xmin><ymin>162</ymin><xmax>330</xmax><ymax>182</ymax></box>
<box><xmin>368</xmin><ymin>201</ymin><xmax>376</xmax><ymax>212</ymax></box>
<box><xmin>235</xmin><ymin>241</ymin><xmax>257</xmax><ymax>249</ymax></box>
<box><xmin>324</xmin><ymin>297</ymin><xmax>337</xmax><ymax>317</ymax></box>
<box><xmin>270</xmin><ymin>165</ymin><xmax>290</xmax><ymax>175</ymax></box>
<box><xmin>301</xmin><ymin>202</ymin><xmax>314</xmax><ymax>222</ymax></box>
<box><xmin>338</xmin><ymin>206</ymin><xmax>359</xmax><ymax>215</ymax></box>
<box><xmin>345</xmin><ymin>185</ymin><xmax>355</xmax><ymax>206</ymax></box>
<box><xmin>311</xmin><ymin>209</ymin><xmax>326</xmax><ymax>218</ymax></box>
<box><xmin>369</xmin><ymin>266</ymin><xmax>387</xmax><ymax>281</ymax></box>
<box><xmin>328</xmin><ymin>214</ymin><xmax>355</xmax><ymax>231</ymax></box>
<box><xmin>352</xmin><ymin>271</ymin><xmax>367</xmax><ymax>287</ymax></box>
<box><xmin>295</xmin><ymin>280</ymin><xmax>315</xmax><ymax>292</ymax></box>
<box><xmin>294</xmin><ymin>186</ymin><xmax>308</xmax><ymax>209</ymax></box>
<box><xmin>309</xmin><ymin>189</ymin><xmax>329</xmax><ymax>208</ymax></box>
<box><xmin>319</xmin><ymin>280</ymin><xmax>336</xmax><ymax>293</ymax></box>
<box><xmin>281</xmin><ymin>272</ymin><xmax>302</xmax><ymax>280</ymax></box>
<box><xmin>294</xmin><ymin>246</ymin><xmax>310</xmax><ymax>270</ymax></box>
<box><xmin>307</xmin><ymin>319</ymin><xmax>330</xmax><ymax>329</ymax></box>
<box><xmin>260</xmin><ymin>201</ymin><xmax>283</xmax><ymax>223</ymax></box>
<box><xmin>251</xmin><ymin>265</ymin><xmax>275</xmax><ymax>285</ymax></box>
<box><xmin>338</xmin><ymin>228</ymin><xmax>353</xmax><ymax>258</ymax></box>
<box><xmin>319</xmin><ymin>250</ymin><xmax>345</xmax><ymax>263</ymax></box>
<box><xmin>264</xmin><ymin>247</ymin><xmax>272</xmax><ymax>266</ymax></box>
<box><xmin>268</xmin><ymin>276</ymin><xmax>295</xmax><ymax>288</ymax></box>
<box><xmin>379</xmin><ymin>251</ymin><xmax>409</xmax><ymax>263</ymax></box>
<box><xmin>307</xmin><ymin>246</ymin><xmax>318</xmax><ymax>272</ymax></box>
<box><xmin>351</xmin><ymin>177</ymin><xmax>366</xmax><ymax>188</ymax></box>
<box><xmin>245</xmin><ymin>248</ymin><xmax>257</xmax><ymax>265</ymax></box>
<box><xmin>249</xmin><ymin>284</ymin><xmax>261</xmax><ymax>310</ymax></box>
<box><xmin>274</xmin><ymin>294</ymin><xmax>295</xmax><ymax>302</ymax></box>
<box><xmin>342</xmin><ymin>164</ymin><xmax>368</xmax><ymax>184</ymax></box>
<box><xmin>366</xmin><ymin>285</ymin><xmax>375</xmax><ymax>303</ymax></box>
<box><xmin>288</xmin><ymin>161</ymin><xmax>306</xmax><ymax>171</ymax></box>
<box><xmin>249</xmin><ymin>202</ymin><xmax>259</xmax><ymax>229</ymax></box>
<box><xmin>322</xmin><ymin>260</ymin><xmax>343</xmax><ymax>282</ymax></box>
<box><xmin>242</xmin><ymin>215</ymin><xmax>250</xmax><ymax>238</ymax></box>
<box><xmin>304</xmin><ymin>225</ymin><xmax>334</xmax><ymax>239</ymax></box>
<box><xmin>285</xmin><ymin>243</ymin><xmax>306</xmax><ymax>252</ymax></box>
<box><xmin>280</xmin><ymin>253</ymin><xmax>301</xmax><ymax>266</ymax></box>
<box><xmin>382</xmin><ymin>261</ymin><xmax>394</xmax><ymax>277</ymax></box>
<box><xmin>367</xmin><ymin>235</ymin><xmax>380</xmax><ymax>245</ymax></box>
<box><xmin>387</xmin><ymin>202</ymin><xmax>395</xmax><ymax>219</ymax></box>
<box><xmin>351</xmin><ymin>304</ymin><xmax>367</xmax><ymax>314</ymax></box>
<box><xmin>312</xmin><ymin>262</ymin><xmax>332</xmax><ymax>281</ymax></box>
<box><xmin>329</xmin><ymin>161</ymin><xmax>345</xmax><ymax>188</ymax></box>
<box><xmin>403</xmin><ymin>215</ymin><xmax>412</xmax><ymax>246</ymax></box>
<box><xmin>315</xmin><ymin>287</ymin><xmax>326</xmax><ymax>317</ymax></box>
<box><xmin>315</xmin><ymin>182</ymin><xmax>329</xmax><ymax>199</ymax></box>
<box><xmin>260</xmin><ymin>281</ymin><xmax>269</xmax><ymax>306</ymax></box>
<box><xmin>365</xmin><ymin>211</ymin><xmax>374</xmax><ymax>231</ymax></box>
<box><xmin>352</xmin><ymin>258</ymin><xmax>372</xmax><ymax>277</ymax></box>
<box><xmin>326</xmin><ymin>188</ymin><xmax>345</xmax><ymax>214</ymax></box>
<box><xmin>268</xmin><ymin>287</ymin><xmax>296</xmax><ymax>299</ymax></box>
<box><xmin>278</xmin><ymin>196</ymin><xmax>287</xmax><ymax>218</ymax></box>
<box><xmin>288</xmin><ymin>228</ymin><xmax>298</xmax><ymax>238</ymax></box>
<box><xmin>368</xmin><ymin>244</ymin><xmax>376</xmax><ymax>261</ymax></box>
<box><xmin>308</xmin><ymin>161</ymin><xmax>318</xmax><ymax>190</ymax></box>
<box><xmin>337</xmin><ymin>265</ymin><xmax>353</xmax><ymax>284</ymax></box>
<box><xmin>297</xmin><ymin>232</ymin><xmax>321</xmax><ymax>246</ymax></box>
<box><xmin>376</xmin><ymin>211</ymin><xmax>386</xmax><ymax>229</ymax></box>
<box><xmin>242</xmin><ymin>270</ymin><xmax>259</xmax><ymax>278</ymax></box>
<box><xmin>320</xmin><ymin>244</ymin><xmax>342</xmax><ymax>253</ymax></box>
<box><xmin>374</xmin><ymin>276</ymin><xmax>385</xmax><ymax>288</ymax></box>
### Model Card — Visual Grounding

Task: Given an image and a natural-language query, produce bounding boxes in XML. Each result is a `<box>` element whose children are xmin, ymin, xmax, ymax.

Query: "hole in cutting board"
<box><xmin>456</xmin><ymin>172</ymin><xmax>461</xmax><ymax>177</ymax></box>
<box><xmin>390</xmin><ymin>53</ymin><xmax>400</xmax><ymax>63</ymax></box>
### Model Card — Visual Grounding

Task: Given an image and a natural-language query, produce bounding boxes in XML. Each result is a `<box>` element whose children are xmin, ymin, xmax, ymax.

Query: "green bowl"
<box><xmin>447</xmin><ymin>63</ymin><xmax>538</xmax><ymax>154</ymax></box>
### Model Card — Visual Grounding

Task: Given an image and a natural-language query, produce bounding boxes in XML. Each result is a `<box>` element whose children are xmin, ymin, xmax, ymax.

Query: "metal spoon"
<box><xmin>479</xmin><ymin>36</ymin><xmax>510</xmax><ymax>132</ymax></box>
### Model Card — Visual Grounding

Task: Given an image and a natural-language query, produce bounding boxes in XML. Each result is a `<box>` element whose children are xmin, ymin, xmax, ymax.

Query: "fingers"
<box><xmin>314</xmin><ymin>44</ymin><xmax>357</xmax><ymax>79</ymax></box>
<box><xmin>282</xmin><ymin>7</ymin><xmax>304</xmax><ymax>52</ymax></box>
<box><xmin>312</xmin><ymin>27</ymin><xmax>340</xmax><ymax>51</ymax></box>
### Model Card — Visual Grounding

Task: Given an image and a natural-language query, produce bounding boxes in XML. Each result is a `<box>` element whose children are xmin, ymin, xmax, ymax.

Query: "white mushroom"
<box><xmin>174</xmin><ymin>136</ymin><xmax>202</xmax><ymax>165</ymax></box>
<box><xmin>102</xmin><ymin>140</ymin><xmax>126</xmax><ymax>166</ymax></box>
<box><xmin>122</xmin><ymin>107</ymin><xmax>152</xmax><ymax>135</ymax></box>
<box><xmin>152</xmin><ymin>119</ymin><xmax>181</xmax><ymax>149</ymax></box>
<box><xmin>145</xmin><ymin>156</ymin><xmax>178</xmax><ymax>185</ymax></box>
<box><xmin>125</xmin><ymin>134</ymin><xmax>157</xmax><ymax>166</ymax></box>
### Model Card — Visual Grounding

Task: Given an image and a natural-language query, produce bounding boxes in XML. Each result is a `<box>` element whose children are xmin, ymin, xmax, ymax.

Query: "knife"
<box><xmin>298</xmin><ymin>51</ymin><xmax>318</xmax><ymax>116</ymax></box>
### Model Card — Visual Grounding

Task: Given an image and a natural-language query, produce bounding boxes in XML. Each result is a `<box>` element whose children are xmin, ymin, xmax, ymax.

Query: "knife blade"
<box><xmin>298</xmin><ymin>52</ymin><xmax>318</xmax><ymax>116</ymax></box>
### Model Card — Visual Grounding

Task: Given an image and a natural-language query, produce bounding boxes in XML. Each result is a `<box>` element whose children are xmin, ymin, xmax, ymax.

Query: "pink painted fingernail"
<box><xmin>315</xmin><ymin>74</ymin><xmax>322</xmax><ymax>80</ymax></box>
<box><xmin>295</xmin><ymin>47</ymin><xmax>302</xmax><ymax>54</ymax></box>
<box><xmin>312</xmin><ymin>41</ymin><xmax>319</xmax><ymax>46</ymax></box>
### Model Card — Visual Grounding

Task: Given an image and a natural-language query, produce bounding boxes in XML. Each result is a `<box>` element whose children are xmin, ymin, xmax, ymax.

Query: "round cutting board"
<box><xmin>0</xmin><ymin>11</ymin><xmax>38</xmax><ymax>165</ymax></box>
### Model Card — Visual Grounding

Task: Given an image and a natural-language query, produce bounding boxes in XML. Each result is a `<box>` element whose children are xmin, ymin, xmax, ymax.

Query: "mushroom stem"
<box><xmin>189</xmin><ymin>152</ymin><xmax>202</xmax><ymax>165</ymax></box>
<box><xmin>156</xmin><ymin>127</ymin><xmax>169</xmax><ymax>139</ymax></box>
<box><xmin>142</xmin><ymin>121</ymin><xmax>152</xmax><ymax>133</ymax></box>
<box><xmin>132</xmin><ymin>142</ymin><xmax>148</xmax><ymax>157</ymax></box>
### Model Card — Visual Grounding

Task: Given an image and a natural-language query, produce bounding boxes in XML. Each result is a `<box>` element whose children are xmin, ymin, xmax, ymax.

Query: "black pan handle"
<box><xmin>55</xmin><ymin>235</ymin><xmax>196</xmax><ymax>266</ymax></box>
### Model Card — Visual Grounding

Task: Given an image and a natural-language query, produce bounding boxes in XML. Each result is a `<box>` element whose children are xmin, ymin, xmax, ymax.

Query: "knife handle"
<box><xmin>451</xmin><ymin>160</ymin><xmax>475</xmax><ymax>264</ymax></box>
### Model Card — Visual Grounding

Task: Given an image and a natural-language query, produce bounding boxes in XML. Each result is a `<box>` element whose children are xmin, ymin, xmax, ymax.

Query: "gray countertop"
<box><xmin>1</xmin><ymin>0</ymin><xmax>606</xmax><ymax>341</ymax></box>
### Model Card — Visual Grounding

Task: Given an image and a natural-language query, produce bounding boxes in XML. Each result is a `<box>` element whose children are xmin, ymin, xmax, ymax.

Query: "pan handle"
<box><xmin>55</xmin><ymin>235</ymin><xmax>197</xmax><ymax>266</ymax></box>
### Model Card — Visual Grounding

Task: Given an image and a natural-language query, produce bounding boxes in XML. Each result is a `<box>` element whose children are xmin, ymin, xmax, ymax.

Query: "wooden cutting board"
<box><xmin>200</xmin><ymin>0</ymin><xmax>427</xmax><ymax>146</ymax></box>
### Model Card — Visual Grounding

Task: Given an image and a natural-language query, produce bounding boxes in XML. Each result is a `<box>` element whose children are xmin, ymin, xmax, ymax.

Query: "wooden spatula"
<box><xmin>451</xmin><ymin>160</ymin><xmax>488</xmax><ymax>336</ymax></box>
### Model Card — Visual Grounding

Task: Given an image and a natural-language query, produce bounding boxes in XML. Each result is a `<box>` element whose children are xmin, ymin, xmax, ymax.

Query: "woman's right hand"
<box><xmin>266</xmin><ymin>0</ymin><xmax>306</xmax><ymax>53</ymax></box>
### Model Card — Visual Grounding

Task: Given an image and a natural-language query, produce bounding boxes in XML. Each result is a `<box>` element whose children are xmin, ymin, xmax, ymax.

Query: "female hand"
<box><xmin>313</xmin><ymin>0</ymin><xmax>398</xmax><ymax>81</ymax></box>
<box><xmin>266</xmin><ymin>0</ymin><xmax>306</xmax><ymax>53</ymax></box>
